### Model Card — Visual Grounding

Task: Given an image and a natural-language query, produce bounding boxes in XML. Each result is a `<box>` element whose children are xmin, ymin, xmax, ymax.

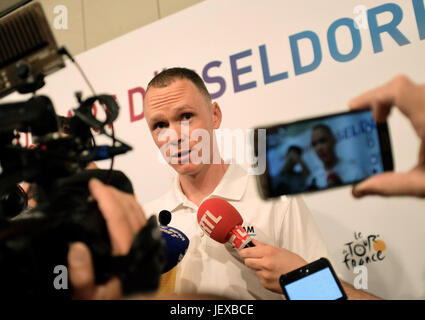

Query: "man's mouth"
<box><xmin>171</xmin><ymin>149</ymin><xmax>192</xmax><ymax>159</ymax></box>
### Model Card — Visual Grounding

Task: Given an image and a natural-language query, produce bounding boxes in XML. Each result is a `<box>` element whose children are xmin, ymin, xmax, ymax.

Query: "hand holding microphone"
<box><xmin>197</xmin><ymin>198</ymin><xmax>254</xmax><ymax>250</ymax></box>
<box><xmin>239</xmin><ymin>240</ymin><xmax>307</xmax><ymax>294</ymax></box>
<box><xmin>196</xmin><ymin>197</ymin><xmax>307</xmax><ymax>294</ymax></box>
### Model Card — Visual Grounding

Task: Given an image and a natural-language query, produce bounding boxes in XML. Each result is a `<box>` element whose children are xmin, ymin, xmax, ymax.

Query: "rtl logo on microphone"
<box><xmin>229</xmin><ymin>226</ymin><xmax>252</xmax><ymax>250</ymax></box>
<box><xmin>199</xmin><ymin>210</ymin><xmax>222</xmax><ymax>235</ymax></box>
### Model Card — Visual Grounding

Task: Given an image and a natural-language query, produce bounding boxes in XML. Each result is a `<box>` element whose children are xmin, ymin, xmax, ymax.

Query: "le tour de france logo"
<box><xmin>342</xmin><ymin>231</ymin><xmax>387</xmax><ymax>271</ymax></box>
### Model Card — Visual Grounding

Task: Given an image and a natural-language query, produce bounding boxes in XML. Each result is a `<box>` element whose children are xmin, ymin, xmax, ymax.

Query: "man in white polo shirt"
<box><xmin>142</xmin><ymin>67</ymin><xmax>333</xmax><ymax>299</ymax></box>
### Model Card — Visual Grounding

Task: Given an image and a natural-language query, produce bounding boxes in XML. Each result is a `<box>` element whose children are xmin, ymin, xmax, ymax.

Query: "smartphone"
<box><xmin>254</xmin><ymin>109</ymin><xmax>393</xmax><ymax>198</ymax></box>
<box><xmin>279</xmin><ymin>258</ymin><xmax>347</xmax><ymax>300</ymax></box>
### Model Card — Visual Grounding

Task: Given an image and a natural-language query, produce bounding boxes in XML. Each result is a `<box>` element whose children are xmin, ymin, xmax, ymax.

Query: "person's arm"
<box><xmin>349</xmin><ymin>75</ymin><xmax>425</xmax><ymax>198</ymax></box>
<box><xmin>239</xmin><ymin>240</ymin><xmax>382</xmax><ymax>300</ymax></box>
<box><xmin>341</xmin><ymin>281</ymin><xmax>381</xmax><ymax>300</ymax></box>
<box><xmin>282</xmin><ymin>156</ymin><xmax>296</xmax><ymax>174</ymax></box>
<box><xmin>67</xmin><ymin>178</ymin><xmax>147</xmax><ymax>299</ymax></box>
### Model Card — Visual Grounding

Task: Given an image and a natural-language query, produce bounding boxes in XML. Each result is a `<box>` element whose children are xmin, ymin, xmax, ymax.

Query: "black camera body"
<box><xmin>0</xmin><ymin>93</ymin><xmax>164</xmax><ymax>298</ymax></box>
<box><xmin>0</xmin><ymin>2</ymin><xmax>165</xmax><ymax>298</ymax></box>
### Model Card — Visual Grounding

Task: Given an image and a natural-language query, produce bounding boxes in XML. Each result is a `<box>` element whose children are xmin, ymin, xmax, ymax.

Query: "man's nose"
<box><xmin>167</xmin><ymin>123</ymin><xmax>179</xmax><ymax>145</ymax></box>
<box><xmin>314</xmin><ymin>145</ymin><xmax>323</xmax><ymax>153</ymax></box>
<box><xmin>169</xmin><ymin>122</ymin><xmax>189</xmax><ymax>145</ymax></box>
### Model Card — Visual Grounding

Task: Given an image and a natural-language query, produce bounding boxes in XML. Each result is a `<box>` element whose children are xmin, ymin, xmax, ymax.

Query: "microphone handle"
<box><xmin>229</xmin><ymin>225</ymin><xmax>255</xmax><ymax>250</ymax></box>
<box><xmin>244</xmin><ymin>240</ymin><xmax>255</xmax><ymax>248</ymax></box>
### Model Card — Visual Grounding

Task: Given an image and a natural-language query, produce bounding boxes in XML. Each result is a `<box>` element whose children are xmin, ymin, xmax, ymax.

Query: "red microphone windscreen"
<box><xmin>197</xmin><ymin>198</ymin><xmax>243</xmax><ymax>243</ymax></box>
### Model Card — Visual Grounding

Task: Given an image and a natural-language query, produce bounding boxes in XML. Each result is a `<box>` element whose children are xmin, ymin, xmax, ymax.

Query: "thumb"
<box><xmin>68</xmin><ymin>242</ymin><xmax>96</xmax><ymax>299</ymax></box>
<box><xmin>239</xmin><ymin>239</ymin><xmax>264</xmax><ymax>257</ymax></box>
<box><xmin>352</xmin><ymin>171</ymin><xmax>425</xmax><ymax>198</ymax></box>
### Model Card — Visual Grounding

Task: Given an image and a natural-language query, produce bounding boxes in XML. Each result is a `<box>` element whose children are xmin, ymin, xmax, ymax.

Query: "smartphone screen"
<box><xmin>258</xmin><ymin>109</ymin><xmax>393</xmax><ymax>197</ymax></box>
<box><xmin>283</xmin><ymin>267</ymin><xmax>343</xmax><ymax>300</ymax></box>
<box><xmin>279</xmin><ymin>257</ymin><xmax>347</xmax><ymax>300</ymax></box>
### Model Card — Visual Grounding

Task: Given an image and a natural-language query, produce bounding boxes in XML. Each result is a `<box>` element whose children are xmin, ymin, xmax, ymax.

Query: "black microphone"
<box><xmin>157</xmin><ymin>209</ymin><xmax>189</xmax><ymax>273</ymax></box>
<box><xmin>159</xmin><ymin>210</ymin><xmax>172</xmax><ymax>226</ymax></box>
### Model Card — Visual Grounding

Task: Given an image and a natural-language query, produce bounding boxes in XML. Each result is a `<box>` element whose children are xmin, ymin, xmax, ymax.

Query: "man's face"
<box><xmin>311</xmin><ymin>127</ymin><xmax>335</xmax><ymax>165</ymax></box>
<box><xmin>144</xmin><ymin>79</ymin><xmax>221</xmax><ymax>176</ymax></box>
<box><xmin>286</xmin><ymin>149</ymin><xmax>301</xmax><ymax>164</ymax></box>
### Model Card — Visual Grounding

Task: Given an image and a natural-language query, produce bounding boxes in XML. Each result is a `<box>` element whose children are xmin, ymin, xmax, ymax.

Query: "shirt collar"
<box><xmin>166</xmin><ymin>162</ymin><xmax>249</xmax><ymax>212</ymax></box>
<box><xmin>210</xmin><ymin>162</ymin><xmax>248</xmax><ymax>201</ymax></box>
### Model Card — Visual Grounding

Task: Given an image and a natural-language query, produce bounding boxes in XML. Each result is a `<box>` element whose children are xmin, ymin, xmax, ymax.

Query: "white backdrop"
<box><xmin>6</xmin><ymin>0</ymin><xmax>425</xmax><ymax>299</ymax></box>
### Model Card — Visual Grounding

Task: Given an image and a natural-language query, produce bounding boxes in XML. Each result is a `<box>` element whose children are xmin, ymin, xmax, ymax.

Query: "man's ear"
<box><xmin>211</xmin><ymin>101</ymin><xmax>222</xmax><ymax>129</ymax></box>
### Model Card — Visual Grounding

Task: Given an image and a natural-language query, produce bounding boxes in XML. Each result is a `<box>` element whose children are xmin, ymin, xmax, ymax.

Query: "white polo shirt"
<box><xmin>143</xmin><ymin>163</ymin><xmax>333</xmax><ymax>300</ymax></box>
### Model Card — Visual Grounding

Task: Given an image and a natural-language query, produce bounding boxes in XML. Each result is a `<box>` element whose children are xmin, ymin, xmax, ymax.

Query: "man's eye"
<box><xmin>181</xmin><ymin>113</ymin><xmax>193</xmax><ymax>121</ymax></box>
<box><xmin>154</xmin><ymin>122</ymin><xmax>167</xmax><ymax>130</ymax></box>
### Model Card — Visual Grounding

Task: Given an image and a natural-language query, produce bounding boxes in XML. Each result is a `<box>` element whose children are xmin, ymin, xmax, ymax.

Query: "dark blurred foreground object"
<box><xmin>0</xmin><ymin>170</ymin><xmax>165</xmax><ymax>299</ymax></box>
<box><xmin>0</xmin><ymin>2</ymin><xmax>163</xmax><ymax>299</ymax></box>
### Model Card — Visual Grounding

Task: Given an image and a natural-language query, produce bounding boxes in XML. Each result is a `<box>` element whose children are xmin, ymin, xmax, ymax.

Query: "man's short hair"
<box><xmin>146</xmin><ymin>67</ymin><xmax>211</xmax><ymax>101</ymax></box>
<box><xmin>312</xmin><ymin>124</ymin><xmax>335</xmax><ymax>139</ymax></box>
<box><xmin>287</xmin><ymin>145</ymin><xmax>302</xmax><ymax>155</ymax></box>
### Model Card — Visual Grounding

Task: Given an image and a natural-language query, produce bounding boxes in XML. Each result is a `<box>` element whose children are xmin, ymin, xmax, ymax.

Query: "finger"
<box><xmin>348</xmin><ymin>76</ymin><xmax>407</xmax><ymax>123</ymax></box>
<box><xmin>349</xmin><ymin>75</ymin><xmax>418</xmax><ymax>123</ymax></box>
<box><xmin>89</xmin><ymin>179</ymin><xmax>145</xmax><ymax>233</ymax></box>
<box><xmin>352</xmin><ymin>171</ymin><xmax>425</xmax><ymax>198</ymax></box>
<box><xmin>123</xmin><ymin>195</ymin><xmax>147</xmax><ymax>233</ymax></box>
<box><xmin>21</xmin><ymin>182</ymin><xmax>30</xmax><ymax>193</ymax></box>
<box><xmin>255</xmin><ymin>270</ymin><xmax>282</xmax><ymax>292</ymax></box>
<box><xmin>348</xmin><ymin>84</ymin><xmax>387</xmax><ymax>109</ymax></box>
<box><xmin>371</xmin><ymin>99</ymin><xmax>393</xmax><ymax>123</ymax></box>
<box><xmin>417</xmin><ymin>141</ymin><xmax>425</xmax><ymax>167</ymax></box>
<box><xmin>93</xmin><ymin>276</ymin><xmax>123</xmax><ymax>300</ymax></box>
<box><xmin>132</xmin><ymin>196</ymin><xmax>147</xmax><ymax>227</ymax></box>
<box><xmin>88</xmin><ymin>179</ymin><xmax>134</xmax><ymax>255</ymax></box>
<box><xmin>88</xmin><ymin>179</ymin><xmax>125</xmax><ymax>220</ymax></box>
<box><xmin>244</xmin><ymin>258</ymin><xmax>264</xmax><ymax>271</ymax></box>
<box><xmin>251</xmin><ymin>239</ymin><xmax>265</xmax><ymax>246</ymax></box>
<box><xmin>68</xmin><ymin>242</ymin><xmax>96</xmax><ymax>300</ymax></box>
<box><xmin>239</xmin><ymin>241</ymin><xmax>267</xmax><ymax>259</ymax></box>
<box><xmin>255</xmin><ymin>270</ymin><xmax>275</xmax><ymax>286</ymax></box>
<box><xmin>348</xmin><ymin>88</ymin><xmax>393</xmax><ymax>123</ymax></box>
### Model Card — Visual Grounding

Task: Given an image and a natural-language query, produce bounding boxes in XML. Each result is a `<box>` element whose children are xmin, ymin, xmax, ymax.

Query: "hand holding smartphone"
<box><xmin>254</xmin><ymin>110</ymin><xmax>393</xmax><ymax>198</ymax></box>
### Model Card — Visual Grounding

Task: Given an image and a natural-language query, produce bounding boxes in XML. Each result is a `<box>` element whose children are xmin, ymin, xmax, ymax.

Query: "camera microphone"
<box><xmin>159</xmin><ymin>210</ymin><xmax>172</xmax><ymax>226</ymax></box>
<box><xmin>157</xmin><ymin>209</ymin><xmax>189</xmax><ymax>273</ymax></box>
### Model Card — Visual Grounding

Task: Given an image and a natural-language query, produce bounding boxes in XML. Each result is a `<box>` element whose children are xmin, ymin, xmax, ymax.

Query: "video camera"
<box><xmin>0</xmin><ymin>2</ymin><xmax>165</xmax><ymax>299</ymax></box>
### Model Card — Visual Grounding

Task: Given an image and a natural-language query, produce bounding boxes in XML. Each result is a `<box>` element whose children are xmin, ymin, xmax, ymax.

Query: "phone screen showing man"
<box><xmin>265</xmin><ymin>110</ymin><xmax>391</xmax><ymax>196</ymax></box>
